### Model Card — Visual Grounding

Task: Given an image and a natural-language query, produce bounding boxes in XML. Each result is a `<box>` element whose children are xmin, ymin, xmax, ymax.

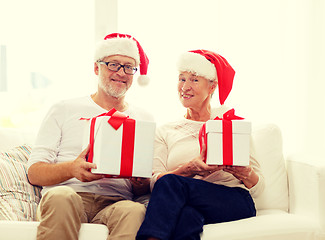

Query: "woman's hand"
<box><xmin>223</xmin><ymin>165</ymin><xmax>259</xmax><ymax>189</ymax></box>
<box><xmin>156</xmin><ymin>144</ymin><xmax>223</xmax><ymax>180</ymax></box>
<box><xmin>176</xmin><ymin>144</ymin><xmax>223</xmax><ymax>178</ymax></box>
<box><xmin>178</xmin><ymin>158</ymin><xmax>223</xmax><ymax>178</ymax></box>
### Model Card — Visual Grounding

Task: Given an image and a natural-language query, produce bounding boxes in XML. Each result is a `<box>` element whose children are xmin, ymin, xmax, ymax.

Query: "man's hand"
<box><xmin>130</xmin><ymin>177</ymin><xmax>150</xmax><ymax>196</ymax></box>
<box><xmin>70</xmin><ymin>145</ymin><xmax>105</xmax><ymax>182</ymax></box>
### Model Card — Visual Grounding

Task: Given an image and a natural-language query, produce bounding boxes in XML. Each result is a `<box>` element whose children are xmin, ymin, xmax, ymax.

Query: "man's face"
<box><xmin>95</xmin><ymin>55</ymin><xmax>136</xmax><ymax>99</ymax></box>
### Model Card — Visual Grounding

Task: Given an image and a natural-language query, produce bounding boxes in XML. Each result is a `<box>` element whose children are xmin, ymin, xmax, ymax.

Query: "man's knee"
<box><xmin>112</xmin><ymin>200</ymin><xmax>146</xmax><ymax>218</ymax></box>
<box><xmin>98</xmin><ymin>200</ymin><xmax>146</xmax><ymax>226</ymax></box>
<box><xmin>36</xmin><ymin>187</ymin><xmax>83</xmax><ymax>240</ymax></box>
<box><xmin>39</xmin><ymin>186</ymin><xmax>82</xmax><ymax>215</ymax></box>
<box><xmin>43</xmin><ymin>186</ymin><xmax>79</xmax><ymax>202</ymax></box>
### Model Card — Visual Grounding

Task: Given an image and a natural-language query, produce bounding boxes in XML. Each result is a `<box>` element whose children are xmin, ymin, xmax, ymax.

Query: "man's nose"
<box><xmin>116</xmin><ymin>66</ymin><xmax>126</xmax><ymax>76</ymax></box>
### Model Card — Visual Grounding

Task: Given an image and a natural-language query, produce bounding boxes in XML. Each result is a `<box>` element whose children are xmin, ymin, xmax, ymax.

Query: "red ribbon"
<box><xmin>199</xmin><ymin>109</ymin><xmax>244</xmax><ymax>165</ymax></box>
<box><xmin>82</xmin><ymin>108</ymin><xmax>136</xmax><ymax>177</ymax></box>
<box><xmin>119</xmin><ymin>118</ymin><xmax>135</xmax><ymax>177</ymax></box>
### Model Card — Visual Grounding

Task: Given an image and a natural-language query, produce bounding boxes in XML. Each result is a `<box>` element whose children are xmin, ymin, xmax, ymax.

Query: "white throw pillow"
<box><xmin>252</xmin><ymin>124</ymin><xmax>289</xmax><ymax>212</ymax></box>
<box><xmin>0</xmin><ymin>127</ymin><xmax>36</xmax><ymax>151</ymax></box>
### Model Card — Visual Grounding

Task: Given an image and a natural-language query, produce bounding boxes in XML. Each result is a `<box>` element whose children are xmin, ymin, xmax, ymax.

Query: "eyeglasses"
<box><xmin>97</xmin><ymin>61</ymin><xmax>138</xmax><ymax>75</ymax></box>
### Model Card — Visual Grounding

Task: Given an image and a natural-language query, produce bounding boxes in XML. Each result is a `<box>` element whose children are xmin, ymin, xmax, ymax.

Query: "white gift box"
<box><xmin>205</xmin><ymin>120</ymin><xmax>251</xmax><ymax>166</ymax></box>
<box><xmin>85</xmin><ymin>116</ymin><xmax>156</xmax><ymax>178</ymax></box>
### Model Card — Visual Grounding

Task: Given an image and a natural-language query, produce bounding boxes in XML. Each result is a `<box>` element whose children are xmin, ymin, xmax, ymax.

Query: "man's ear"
<box><xmin>94</xmin><ymin>62</ymin><xmax>99</xmax><ymax>75</ymax></box>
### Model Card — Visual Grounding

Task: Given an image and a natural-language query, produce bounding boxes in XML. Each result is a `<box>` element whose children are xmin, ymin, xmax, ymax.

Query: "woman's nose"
<box><xmin>181</xmin><ymin>81</ymin><xmax>192</xmax><ymax>91</ymax></box>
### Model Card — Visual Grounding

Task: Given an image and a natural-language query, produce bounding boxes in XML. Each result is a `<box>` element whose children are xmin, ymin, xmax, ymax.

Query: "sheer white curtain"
<box><xmin>115</xmin><ymin>0</ymin><xmax>325</xmax><ymax>158</ymax></box>
<box><xmin>0</xmin><ymin>0</ymin><xmax>95</xmax><ymax>129</ymax></box>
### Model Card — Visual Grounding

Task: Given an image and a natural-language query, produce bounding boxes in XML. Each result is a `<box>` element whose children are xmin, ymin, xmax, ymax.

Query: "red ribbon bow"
<box><xmin>199</xmin><ymin>108</ymin><xmax>244</xmax><ymax>165</ymax></box>
<box><xmin>82</xmin><ymin>108</ymin><xmax>136</xmax><ymax>177</ymax></box>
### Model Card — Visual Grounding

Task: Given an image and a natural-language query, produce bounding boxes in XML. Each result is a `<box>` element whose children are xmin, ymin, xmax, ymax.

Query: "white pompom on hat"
<box><xmin>94</xmin><ymin>33</ymin><xmax>150</xmax><ymax>86</ymax></box>
<box><xmin>177</xmin><ymin>49</ymin><xmax>235</xmax><ymax>105</ymax></box>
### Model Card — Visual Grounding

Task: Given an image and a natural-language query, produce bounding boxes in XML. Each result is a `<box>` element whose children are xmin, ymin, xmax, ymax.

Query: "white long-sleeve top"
<box><xmin>27</xmin><ymin>95</ymin><xmax>154</xmax><ymax>200</ymax></box>
<box><xmin>151</xmin><ymin>107</ymin><xmax>265</xmax><ymax>199</ymax></box>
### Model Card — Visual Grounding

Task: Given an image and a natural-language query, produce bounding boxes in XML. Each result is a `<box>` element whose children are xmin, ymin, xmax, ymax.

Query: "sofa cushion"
<box><xmin>251</xmin><ymin>124</ymin><xmax>289</xmax><ymax>212</ymax></box>
<box><xmin>0</xmin><ymin>127</ymin><xmax>36</xmax><ymax>151</ymax></box>
<box><xmin>0</xmin><ymin>221</ymin><xmax>109</xmax><ymax>240</ymax></box>
<box><xmin>201</xmin><ymin>210</ymin><xmax>318</xmax><ymax>240</ymax></box>
<box><xmin>0</xmin><ymin>145</ymin><xmax>41</xmax><ymax>221</ymax></box>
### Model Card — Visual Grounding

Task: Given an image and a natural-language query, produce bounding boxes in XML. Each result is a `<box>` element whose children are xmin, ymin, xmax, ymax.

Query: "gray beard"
<box><xmin>101</xmin><ymin>82</ymin><xmax>127</xmax><ymax>99</ymax></box>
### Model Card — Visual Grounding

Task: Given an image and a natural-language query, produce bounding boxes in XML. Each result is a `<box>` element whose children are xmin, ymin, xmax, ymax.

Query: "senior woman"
<box><xmin>136</xmin><ymin>49</ymin><xmax>265</xmax><ymax>240</ymax></box>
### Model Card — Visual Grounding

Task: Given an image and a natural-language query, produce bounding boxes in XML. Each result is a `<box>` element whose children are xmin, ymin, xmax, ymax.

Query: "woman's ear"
<box><xmin>209</xmin><ymin>81</ymin><xmax>218</xmax><ymax>95</ymax></box>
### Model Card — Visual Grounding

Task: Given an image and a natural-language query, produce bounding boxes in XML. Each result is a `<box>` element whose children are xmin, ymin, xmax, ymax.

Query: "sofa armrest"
<box><xmin>286</xmin><ymin>154</ymin><xmax>325</xmax><ymax>233</ymax></box>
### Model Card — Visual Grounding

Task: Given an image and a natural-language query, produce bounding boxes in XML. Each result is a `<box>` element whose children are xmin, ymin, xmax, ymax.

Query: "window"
<box><xmin>0</xmin><ymin>0</ymin><xmax>95</xmax><ymax>129</ymax></box>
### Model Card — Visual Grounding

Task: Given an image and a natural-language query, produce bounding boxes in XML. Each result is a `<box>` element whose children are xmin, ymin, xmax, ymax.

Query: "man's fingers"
<box><xmin>80</xmin><ymin>145</ymin><xmax>90</xmax><ymax>158</ymax></box>
<box><xmin>80</xmin><ymin>170</ymin><xmax>105</xmax><ymax>182</ymax></box>
<box><xmin>83</xmin><ymin>161</ymin><xmax>97</xmax><ymax>170</ymax></box>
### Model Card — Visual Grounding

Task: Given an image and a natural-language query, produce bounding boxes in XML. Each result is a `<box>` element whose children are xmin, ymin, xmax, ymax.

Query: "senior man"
<box><xmin>28</xmin><ymin>33</ymin><xmax>153</xmax><ymax>240</ymax></box>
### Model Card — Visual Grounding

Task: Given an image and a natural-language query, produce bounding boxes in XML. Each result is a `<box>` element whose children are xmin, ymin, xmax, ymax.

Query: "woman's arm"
<box><xmin>155</xmin><ymin>144</ymin><xmax>223</xmax><ymax>180</ymax></box>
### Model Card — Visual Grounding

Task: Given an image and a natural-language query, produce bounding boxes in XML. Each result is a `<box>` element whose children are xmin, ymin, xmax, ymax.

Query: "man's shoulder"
<box><xmin>48</xmin><ymin>96</ymin><xmax>91</xmax><ymax>111</ymax></box>
<box><xmin>59</xmin><ymin>96</ymin><xmax>90</xmax><ymax>106</ymax></box>
<box><xmin>44</xmin><ymin>96</ymin><xmax>96</xmax><ymax>120</ymax></box>
<box><xmin>127</xmin><ymin>104</ymin><xmax>155</xmax><ymax>122</ymax></box>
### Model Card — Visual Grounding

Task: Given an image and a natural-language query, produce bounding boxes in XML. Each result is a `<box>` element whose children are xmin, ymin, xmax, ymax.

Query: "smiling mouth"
<box><xmin>181</xmin><ymin>93</ymin><xmax>194</xmax><ymax>99</ymax></box>
<box><xmin>112</xmin><ymin>79</ymin><xmax>126</xmax><ymax>84</ymax></box>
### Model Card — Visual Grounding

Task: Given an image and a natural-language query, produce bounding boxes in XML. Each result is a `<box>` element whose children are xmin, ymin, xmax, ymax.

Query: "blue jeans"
<box><xmin>136</xmin><ymin>174</ymin><xmax>256</xmax><ymax>240</ymax></box>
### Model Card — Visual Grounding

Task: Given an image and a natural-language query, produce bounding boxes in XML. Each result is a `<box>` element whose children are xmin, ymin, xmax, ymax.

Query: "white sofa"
<box><xmin>0</xmin><ymin>124</ymin><xmax>324</xmax><ymax>240</ymax></box>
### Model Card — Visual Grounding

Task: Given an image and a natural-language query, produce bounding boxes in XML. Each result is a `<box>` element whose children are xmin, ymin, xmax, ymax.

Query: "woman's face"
<box><xmin>177</xmin><ymin>71</ymin><xmax>217</xmax><ymax>110</ymax></box>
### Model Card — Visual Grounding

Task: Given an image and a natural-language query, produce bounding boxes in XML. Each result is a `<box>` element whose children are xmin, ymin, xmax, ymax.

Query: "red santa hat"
<box><xmin>94</xmin><ymin>33</ymin><xmax>150</xmax><ymax>86</ymax></box>
<box><xmin>177</xmin><ymin>49</ymin><xmax>235</xmax><ymax>105</ymax></box>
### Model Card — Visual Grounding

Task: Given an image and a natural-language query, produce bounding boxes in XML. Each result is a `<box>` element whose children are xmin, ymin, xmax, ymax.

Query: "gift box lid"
<box><xmin>205</xmin><ymin>119</ymin><xmax>251</xmax><ymax>134</ymax></box>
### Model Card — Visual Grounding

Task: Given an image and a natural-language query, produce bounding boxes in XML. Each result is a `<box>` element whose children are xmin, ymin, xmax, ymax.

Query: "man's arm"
<box><xmin>28</xmin><ymin>145</ymin><xmax>105</xmax><ymax>186</ymax></box>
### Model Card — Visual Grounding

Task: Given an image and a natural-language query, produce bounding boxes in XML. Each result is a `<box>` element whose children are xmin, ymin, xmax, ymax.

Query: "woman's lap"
<box><xmin>137</xmin><ymin>174</ymin><xmax>256</xmax><ymax>240</ymax></box>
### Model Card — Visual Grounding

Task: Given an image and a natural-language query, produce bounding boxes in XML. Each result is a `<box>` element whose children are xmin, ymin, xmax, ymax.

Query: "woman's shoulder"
<box><xmin>158</xmin><ymin>119</ymin><xmax>187</xmax><ymax>131</ymax></box>
<box><xmin>156</xmin><ymin>118</ymin><xmax>204</xmax><ymax>141</ymax></box>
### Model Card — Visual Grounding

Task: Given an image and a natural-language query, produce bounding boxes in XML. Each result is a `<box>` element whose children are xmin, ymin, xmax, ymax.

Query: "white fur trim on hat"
<box><xmin>177</xmin><ymin>52</ymin><xmax>217</xmax><ymax>81</ymax></box>
<box><xmin>94</xmin><ymin>38</ymin><xmax>140</xmax><ymax>65</ymax></box>
<box><xmin>137</xmin><ymin>75</ymin><xmax>150</xmax><ymax>86</ymax></box>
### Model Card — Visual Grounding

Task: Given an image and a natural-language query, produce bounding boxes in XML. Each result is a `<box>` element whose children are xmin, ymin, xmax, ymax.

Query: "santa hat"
<box><xmin>94</xmin><ymin>33</ymin><xmax>150</xmax><ymax>86</ymax></box>
<box><xmin>177</xmin><ymin>49</ymin><xmax>235</xmax><ymax>105</ymax></box>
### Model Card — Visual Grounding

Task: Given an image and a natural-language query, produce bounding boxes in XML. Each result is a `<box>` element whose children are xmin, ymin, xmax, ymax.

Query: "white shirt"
<box><xmin>151</xmin><ymin>107</ymin><xmax>265</xmax><ymax>199</ymax></box>
<box><xmin>27</xmin><ymin>95</ymin><xmax>154</xmax><ymax>200</ymax></box>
